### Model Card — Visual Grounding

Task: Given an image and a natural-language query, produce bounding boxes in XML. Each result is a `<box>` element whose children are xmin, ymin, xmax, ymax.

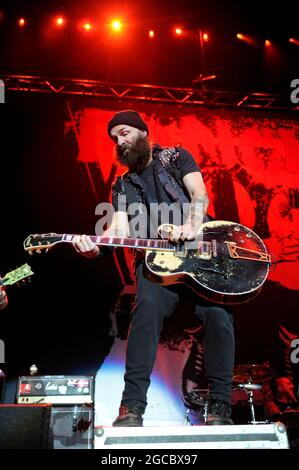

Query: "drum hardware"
<box><xmin>233</xmin><ymin>364</ymin><xmax>274</xmax><ymax>424</ymax></box>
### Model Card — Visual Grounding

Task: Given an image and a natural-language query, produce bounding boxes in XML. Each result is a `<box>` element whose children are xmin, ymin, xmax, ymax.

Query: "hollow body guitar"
<box><xmin>24</xmin><ymin>220</ymin><xmax>271</xmax><ymax>304</ymax></box>
<box><xmin>145</xmin><ymin>220</ymin><xmax>270</xmax><ymax>304</ymax></box>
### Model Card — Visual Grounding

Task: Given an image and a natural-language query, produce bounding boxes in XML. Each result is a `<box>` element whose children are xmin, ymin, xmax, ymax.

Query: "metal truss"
<box><xmin>1</xmin><ymin>74</ymin><xmax>298</xmax><ymax>111</ymax></box>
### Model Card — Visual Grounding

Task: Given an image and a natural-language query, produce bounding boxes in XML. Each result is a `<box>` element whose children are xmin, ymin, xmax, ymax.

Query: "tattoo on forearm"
<box><xmin>187</xmin><ymin>193</ymin><xmax>209</xmax><ymax>229</ymax></box>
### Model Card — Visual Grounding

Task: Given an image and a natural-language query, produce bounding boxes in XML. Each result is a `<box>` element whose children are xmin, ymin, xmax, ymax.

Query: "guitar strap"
<box><xmin>153</xmin><ymin>145</ymin><xmax>190</xmax><ymax>206</ymax></box>
<box><xmin>119</xmin><ymin>145</ymin><xmax>190</xmax><ymax>208</ymax></box>
<box><xmin>153</xmin><ymin>146</ymin><xmax>213</xmax><ymax>223</ymax></box>
<box><xmin>116</xmin><ymin>145</ymin><xmax>213</xmax><ymax>224</ymax></box>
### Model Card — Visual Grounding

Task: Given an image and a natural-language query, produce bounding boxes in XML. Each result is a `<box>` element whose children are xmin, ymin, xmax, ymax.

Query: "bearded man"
<box><xmin>72</xmin><ymin>110</ymin><xmax>235</xmax><ymax>427</ymax></box>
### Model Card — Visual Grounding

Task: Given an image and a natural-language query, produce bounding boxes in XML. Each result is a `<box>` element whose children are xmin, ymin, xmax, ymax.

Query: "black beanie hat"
<box><xmin>107</xmin><ymin>110</ymin><xmax>149</xmax><ymax>136</ymax></box>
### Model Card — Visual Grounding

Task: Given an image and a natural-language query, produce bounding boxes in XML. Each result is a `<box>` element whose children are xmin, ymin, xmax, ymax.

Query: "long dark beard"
<box><xmin>116</xmin><ymin>136</ymin><xmax>151</xmax><ymax>174</ymax></box>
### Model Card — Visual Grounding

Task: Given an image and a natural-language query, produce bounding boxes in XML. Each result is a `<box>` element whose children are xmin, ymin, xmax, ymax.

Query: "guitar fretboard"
<box><xmin>62</xmin><ymin>235</ymin><xmax>175</xmax><ymax>251</ymax></box>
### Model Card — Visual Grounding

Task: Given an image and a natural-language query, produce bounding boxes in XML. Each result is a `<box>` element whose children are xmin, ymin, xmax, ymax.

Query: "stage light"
<box><xmin>192</xmin><ymin>74</ymin><xmax>217</xmax><ymax>85</ymax></box>
<box><xmin>56</xmin><ymin>17</ymin><xmax>64</xmax><ymax>26</ymax></box>
<box><xmin>289</xmin><ymin>38</ymin><xmax>299</xmax><ymax>46</ymax></box>
<box><xmin>203</xmin><ymin>33</ymin><xmax>209</xmax><ymax>42</ymax></box>
<box><xmin>83</xmin><ymin>23</ymin><xmax>92</xmax><ymax>31</ymax></box>
<box><xmin>175</xmin><ymin>27</ymin><xmax>183</xmax><ymax>36</ymax></box>
<box><xmin>265</xmin><ymin>39</ymin><xmax>271</xmax><ymax>47</ymax></box>
<box><xmin>149</xmin><ymin>30</ymin><xmax>155</xmax><ymax>38</ymax></box>
<box><xmin>236</xmin><ymin>33</ymin><xmax>255</xmax><ymax>45</ymax></box>
<box><xmin>18</xmin><ymin>18</ymin><xmax>26</xmax><ymax>27</ymax></box>
<box><xmin>111</xmin><ymin>19</ymin><xmax>123</xmax><ymax>33</ymax></box>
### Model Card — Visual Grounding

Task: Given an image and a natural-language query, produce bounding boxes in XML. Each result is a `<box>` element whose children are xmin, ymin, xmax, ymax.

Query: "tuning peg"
<box><xmin>36</xmin><ymin>249</ymin><xmax>41</xmax><ymax>254</ymax></box>
<box><xmin>45</xmin><ymin>249</ymin><xmax>49</xmax><ymax>253</ymax></box>
<box><xmin>29</xmin><ymin>251</ymin><xmax>33</xmax><ymax>255</ymax></box>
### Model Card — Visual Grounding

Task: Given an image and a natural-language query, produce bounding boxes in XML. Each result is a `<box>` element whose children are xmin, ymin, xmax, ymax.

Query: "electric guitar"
<box><xmin>0</xmin><ymin>264</ymin><xmax>34</xmax><ymax>287</ymax></box>
<box><xmin>23</xmin><ymin>221</ymin><xmax>271</xmax><ymax>304</ymax></box>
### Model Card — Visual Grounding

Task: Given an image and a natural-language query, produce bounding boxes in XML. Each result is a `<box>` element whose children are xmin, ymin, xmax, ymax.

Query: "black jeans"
<box><xmin>121</xmin><ymin>263</ymin><xmax>235</xmax><ymax>412</ymax></box>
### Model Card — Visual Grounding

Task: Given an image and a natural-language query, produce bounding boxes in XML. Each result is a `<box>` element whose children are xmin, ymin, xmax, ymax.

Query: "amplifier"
<box><xmin>17</xmin><ymin>375</ymin><xmax>94</xmax><ymax>405</ymax></box>
<box><xmin>0</xmin><ymin>403</ymin><xmax>94</xmax><ymax>449</ymax></box>
<box><xmin>51</xmin><ymin>405</ymin><xmax>94</xmax><ymax>449</ymax></box>
<box><xmin>0</xmin><ymin>404</ymin><xmax>53</xmax><ymax>449</ymax></box>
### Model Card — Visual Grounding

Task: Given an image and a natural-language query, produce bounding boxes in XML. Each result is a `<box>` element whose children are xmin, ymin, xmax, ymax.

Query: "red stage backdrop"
<box><xmin>65</xmin><ymin>105</ymin><xmax>299</xmax><ymax>291</ymax></box>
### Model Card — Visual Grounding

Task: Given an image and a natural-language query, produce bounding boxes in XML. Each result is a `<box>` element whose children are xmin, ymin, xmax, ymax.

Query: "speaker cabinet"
<box><xmin>51</xmin><ymin>405</ymin><xmax>94</xmax><ymax>449</ymax></box>
<box><xmin>0</xmin><ymin>404</ymin><xmax>53</xmax><ymax>449</ymax></box>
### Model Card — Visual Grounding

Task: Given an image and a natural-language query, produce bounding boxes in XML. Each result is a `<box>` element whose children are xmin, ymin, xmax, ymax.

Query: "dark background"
<box><xmin>0</xmin><ymin>93</ymin><xmax>122</xmax><ymax>384</ymax></box>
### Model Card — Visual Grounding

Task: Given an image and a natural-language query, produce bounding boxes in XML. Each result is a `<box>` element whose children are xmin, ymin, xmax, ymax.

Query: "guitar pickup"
<box><xmin>212</xmin><ymin>240</ymin><xmax>217</xmax><ymax>257</ymax></box>
<box><xmin>198</xmin><ymin>242</ymin><xmax>212</xmax><ymax>260</ymax></box>
<box><xmin>174</xmin><ymin>243</ymin><xmax>187</xmax><ymax>258</ymax></box>
<box><xmin>174</xmin><ymin>241</ymin><xmax>212</xmax><ymax>259</ymax></box>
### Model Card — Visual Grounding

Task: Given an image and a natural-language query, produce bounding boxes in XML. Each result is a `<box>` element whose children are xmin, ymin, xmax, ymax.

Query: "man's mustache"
<box><xmin>117</xmin><ymin>144</ymin><xmax>131</xmax><ymax>153</ymax></box>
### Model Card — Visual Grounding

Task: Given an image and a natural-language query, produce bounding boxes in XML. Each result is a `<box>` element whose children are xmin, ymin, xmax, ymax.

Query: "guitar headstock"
<box><xmin>2</xmin><ymin>263</ymin><xmax>34</xmax><ymax>286</ymax></box>
<box><xmin>23</xmin><ymin>233</ymin><xmax>63</xmax><ymax>254</ymax></box>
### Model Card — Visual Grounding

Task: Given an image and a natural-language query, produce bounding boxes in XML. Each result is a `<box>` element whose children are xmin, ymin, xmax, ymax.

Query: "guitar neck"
<box><xmin>62</xmin><ymin>234</ymin><xmax>175</xmax><ymax>252</ymax></box>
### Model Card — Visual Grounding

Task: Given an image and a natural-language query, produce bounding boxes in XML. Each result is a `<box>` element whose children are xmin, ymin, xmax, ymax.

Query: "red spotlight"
<box><xmin>203</xmin><ymin>33</ymin><xmax>209</xmax><ymax>42</ymax></box>
<box><xmin>265</xmin><ymin>39</ymin><xmax>271</xmax><ymax>47</ymax></box>
<box><xmin>56</xmin><ymin>17</ymin><xmax>64</xmax><ymax>26</ymax></box>
<box><xmin>83</xmin><ymin>23</ymin><xmax>92</xmax><ymax>31</ymax></box>
<box><xmin>236</xmin><ymin>33</ymin><xmax>255</xmax><ymax>45</ymax></box>
<box><xmin>289</xmin><ymin>37</ymin><xmax>299</xmax><ymax>46</ymax></box>
<box><xmin>18</xmin><ymin>18</ymin><xmax>26</xmax><ymax>27</ymax></box>
<box><xmin>175</xmin><ymin>27</ymin><xmax>183</xmax><ymax>36</ymax></box>
<box><xmin>110</xmin><ymin>19</ymin><xmax>123</xmax><ymax>33</ymax></box>
<box><xmin>149</xmin><ymin>30</ymin><xmax>155</xmax><ymax>39</ymax></box>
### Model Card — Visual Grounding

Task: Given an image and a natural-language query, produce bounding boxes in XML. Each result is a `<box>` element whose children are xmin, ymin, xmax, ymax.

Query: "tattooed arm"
<box><xmin>169</xmin><ymin>171</ymin><xmax>209</xmax><ymax>243</ymax></box>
